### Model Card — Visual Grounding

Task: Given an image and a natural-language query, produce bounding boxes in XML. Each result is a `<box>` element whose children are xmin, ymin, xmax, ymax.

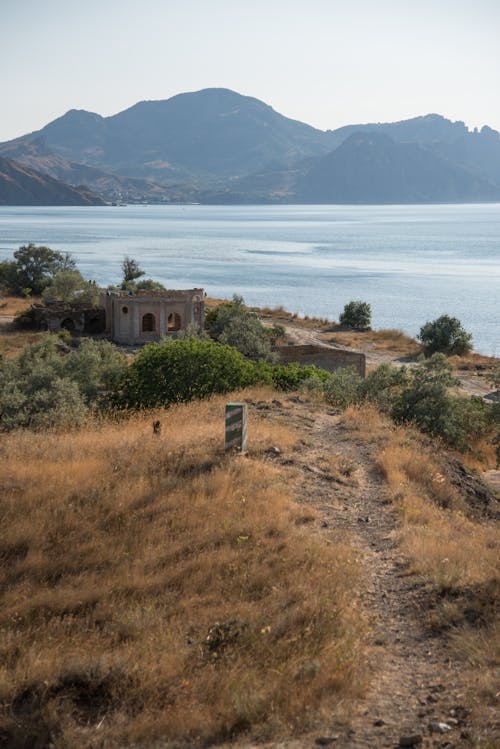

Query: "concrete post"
<box><xmin>225</xmin><ymin>403</ymin><xmax>247</xmax><ymax>451</ymax></box>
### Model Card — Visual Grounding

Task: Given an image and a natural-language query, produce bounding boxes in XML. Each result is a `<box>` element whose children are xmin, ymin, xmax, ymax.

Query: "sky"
<box><xmin>1</xmin><ymin>0</ymin><xmax>499</xmax><ymax>142</ymax></box>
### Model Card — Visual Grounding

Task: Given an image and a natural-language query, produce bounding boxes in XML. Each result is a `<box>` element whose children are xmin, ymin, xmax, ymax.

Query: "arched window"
<box><xmin>60</xmin><ymin>318</ymin><xmax>75</xmax><ymax>332</ymax></box>
<box><xmin>168</xmin><ymin>312</ymin><xmax>181</xmax><ymax>331</ymax></box>
<box><xmin>142</xmin><ymin>313</ymin><xmax>156</xmax><ymax>332</ymax></box>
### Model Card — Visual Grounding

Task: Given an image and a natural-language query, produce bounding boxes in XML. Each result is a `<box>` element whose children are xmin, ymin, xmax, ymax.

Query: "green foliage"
<box><xmin>135</xmin><ymin>278</ymin><xmax>166</xmax><ymax>291</ymax></box>
<box><xmin>486</xmin><ymin>365</ymin><xmax>500</xmax><ymax>392</ymax></box>
<box><xmin>360</xmin><ymin>363</ymin><xmax>410</xmax><ymax>411</ymax></box>
<box><xmin>63</xmin><ymin>339</ymin><xmax>128</xmax><ymax>404</ymax></box>
<box><xmin>206</xmin><ymin>295</ymin><xmax>274</xmax><ymax>361</ymax></box>
<box><xmin>390</xmin><ymin>354</ymin><xmax>487</xmax><ymax>450</ymax></box>
<box><xmin>0</xmin><ymin>260</ymin><xmax>19</xmax><ymax>293</ymax></box>
<box><xmin>42</xmin><ymin>270</ymin><xmax>99</xmax><ymax>306</ymax></box>
<box><xmin>323</xmin><ymin>367</ymin><xmax>363</xmax><ymax>408</ymax></box>
<box><xmin>0</xmin><ymin>336</ymin><xmax>127</xmax><ymax>431</ymax></box>
<box><xmin>268</xmin><ymin>362</ymin><xmax>332</xmax><ymax>391</ymax></box>
<box><xmin>418</xmin><ymin>315</ymin><xmax>473</xmax><ymax>356</ymax></box>
<box><xmin>121</xmin><ymin>256</ymin><xmax>145</xmax><ymax>285</ymax></box>
<box><xmin>339</xmin><ymin>300</ymin><xmax>371</xmax><ymax>330</ymax></box>
<box><xmin>7</xmin><ymin>244</ymin><xmax>76</xmax><ymax>295</ymax></box>
<box><xmin>118</xmin><ymin>338</ymin><xmax>258</xmax><ymax>409</ymax></box>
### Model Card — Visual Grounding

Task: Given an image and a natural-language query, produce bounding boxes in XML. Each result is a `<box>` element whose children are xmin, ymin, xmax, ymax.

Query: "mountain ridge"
<box><xmin>1</xmin><ymin>88</ymin><xmax>500</xmax><ymax>204</ymax></box>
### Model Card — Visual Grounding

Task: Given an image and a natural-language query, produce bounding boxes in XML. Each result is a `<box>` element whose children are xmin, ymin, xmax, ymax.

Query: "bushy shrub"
<box><xmin>418</xmin><ymin>315</ymin><xmax>472</xmax><ymax>356</ymax></box>
<box><xmin>339</xmin><ymin>301</ymin><xmax>371</xmax><ymax>330</ymax></box>
<box><xmin>118</xmin><ymin>338</ymin><xmax>258</xmax><ymax>409</ymax></box>
<box><xmin>323</xmin><ymin>367</ymin><xmax>363</xmax><ymax>408</ymax></box>
<box><xmin>0</xmin><ymin>336</ymin><xmax>127</xmax><ymax>431</ymax></box>
<box><xmin>42</xmin><ymin>270</ymin><xmax>99</xmax><ymax>306</ymax></box>
<box><xmin>206</xmin><ymin>295</ymin><xmax>274</xmax><ymax>361</ymax></box>
<box><xmin>360</xmin><ymin>362</ymin><xmax>410</xmax><ymax>412</ymax></box>
<box><xmin>268</xmin><ymin>362</ymin><xmax>332</xmax><ymax>391</ymax></box>
<box><xmin>390</xmin><ymin>354</ymin><xmax>488</xmax><ymax>450</ymax></box>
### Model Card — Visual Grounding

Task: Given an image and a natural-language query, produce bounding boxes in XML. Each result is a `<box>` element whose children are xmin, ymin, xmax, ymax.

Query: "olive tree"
<box><xmin>418</xmin><ymin>315</ymin><xmax>472</xmax><ymax>356</ymax></box>
<box><xmin>339</xmin><ymin>301</ymin><xmax>371</xmax><ymax>330</ymax></box>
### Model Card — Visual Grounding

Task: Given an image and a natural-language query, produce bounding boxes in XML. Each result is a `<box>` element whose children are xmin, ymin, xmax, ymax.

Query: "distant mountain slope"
<box><xmin>1</xmin><ymin>89</ymin><xmax>338</xmax><ymax>183</ymax></box>
<box><xmin>0</xmin><ymin>136</ymin><xmax>173</xmax><ymax>201</ymax></box>
<box><xmin>329</xmin><ymin>113</ymin><xmax>470</xmax><ymax>145</ymax></box>
<box><xmin>1</xmin><ymin>90</ymin><xmax>500</xmax><ymax>204</ymax></box>
<box><xmin>295</xmin><ymin>132</ymin><xmax>500</xmax><ymax>204</ymax></box>
<box><xmin>0</xmin><ymin>157</ymin><xmax>105</xmax><ymax>205</ymax></box>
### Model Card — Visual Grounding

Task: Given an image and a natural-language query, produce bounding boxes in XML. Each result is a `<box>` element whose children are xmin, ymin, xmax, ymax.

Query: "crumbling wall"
<box><xmin>272</xmin><ymin>344</ymin><xmax>366</xmax><ymax>378</ymax></box>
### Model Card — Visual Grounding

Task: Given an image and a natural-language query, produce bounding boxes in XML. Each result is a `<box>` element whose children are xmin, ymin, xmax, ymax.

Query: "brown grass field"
<box><xmin>0</xmin><ymin>390</ymin><xmax>366</xmax><ymax>748</ymax></box>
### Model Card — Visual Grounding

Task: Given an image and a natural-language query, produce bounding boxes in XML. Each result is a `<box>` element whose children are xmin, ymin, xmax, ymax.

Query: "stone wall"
<box><xmin>272</xmin><ymin>344</ymin><xmax>366</xmax><ymax>378</ymax></box>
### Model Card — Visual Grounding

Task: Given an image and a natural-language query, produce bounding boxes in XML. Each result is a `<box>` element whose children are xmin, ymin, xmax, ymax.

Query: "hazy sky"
<box><xmin>1</xmin><ymin>0</ymin><xmax>499</xmax><ymax>142</ymax></box>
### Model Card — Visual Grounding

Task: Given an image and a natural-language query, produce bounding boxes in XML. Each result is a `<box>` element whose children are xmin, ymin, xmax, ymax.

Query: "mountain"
<box><xmin>328</xmin><ymin>113</ymin><xmax>471</xmax><ymax>146</ymax></box>
<box><xmin>0</xmin><ymin>89</ymin><xmax>338</xmax><ymax>184</ymax></box>
<box><xmin>0</xmin><ymin>157</ymin><xmax>105</xmax><ymax>206</ymax></box>
<box><xmin>295</xmin><ymin>132</ymin><xmax>500</xmax><ymax>204</ymax></box>
<box><xmin>1</xmin><ymin>89</ymin><xmax>500</xmax><ymax>204</ymax></box>
<box><xmin>0</xmin><ymin>136</ymin><xmax>179</xmax><ymax>202</ymax></box>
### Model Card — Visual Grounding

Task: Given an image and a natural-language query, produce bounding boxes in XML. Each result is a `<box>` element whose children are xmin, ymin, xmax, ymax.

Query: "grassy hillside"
<box><xmin>0</xmin><ymin>390</ymin><xmax>366</xmax><ymax>748</ymax></box>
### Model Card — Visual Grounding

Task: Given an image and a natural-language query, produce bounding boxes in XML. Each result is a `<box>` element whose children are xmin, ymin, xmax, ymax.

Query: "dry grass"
<box><xmin>322</xmin><ymin>328</ymin><xmax>420</xmax><ymax>357</ymax></box>
<box><xmin>0</xmin><ymin>330</ymin><xmax>47</xmax><ymax>358</ymax></box>
<box><xmin>0</xmin><ymin>389</ymin><xmax>365</xmax><ymax>748</ymax></box>
<box><xmin>370</xmin><ymin>416</ymin><xmax>499</xmax><ymax>717</ymax></box>
<box><xmin>449</xmin><ymin>351</ymin><xmax>499</xmax><ymax>373</ymax></box>
<box><xmin>0</xmin><ymin>295</ymin><xmax>33</xmax><ymax>317</ymax></box>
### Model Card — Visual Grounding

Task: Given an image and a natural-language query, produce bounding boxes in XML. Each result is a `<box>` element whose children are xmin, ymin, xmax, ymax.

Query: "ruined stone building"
<box><xmin>100</xmin><ymin>289</ymin><xmax>205</xmax><ymax>345</ymax></box>
<box><xmin>31</xmin><ymin>288</ymin><xmax>205</xmax><ymax>345</ymax></box>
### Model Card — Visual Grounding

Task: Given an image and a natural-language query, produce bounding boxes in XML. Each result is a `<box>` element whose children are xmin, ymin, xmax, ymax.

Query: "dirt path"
<box><xmin>222</xmin><ymin>399</ymin><xmax>496</xmax><ymax>749</ymax></box>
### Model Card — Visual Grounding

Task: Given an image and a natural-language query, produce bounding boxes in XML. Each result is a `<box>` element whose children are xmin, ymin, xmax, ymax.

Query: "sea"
<box><xmin>0</xmin><ymin>203</ymin><xmax>499</xmax><ymax>356</ymax></box>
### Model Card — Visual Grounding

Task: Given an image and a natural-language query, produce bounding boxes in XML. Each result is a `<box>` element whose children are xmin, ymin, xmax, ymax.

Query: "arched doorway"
<box><xmin>60</xmin><ymin>318</ymin><xmax>75</xmax><ymax>332</ymax></box>
<box><xmin>142</xmin><ymin>313</ymin><xmax>156</xmax><ymax>332</ymax></box>
<box><xmin>168</xmin><ymin>312</ymin><xmax>181</xmax><ymax>332</ymax></box>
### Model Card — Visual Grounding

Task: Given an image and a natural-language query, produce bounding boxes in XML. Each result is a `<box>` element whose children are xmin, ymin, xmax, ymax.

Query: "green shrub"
<box><xmin>268</xmin><ymin>362</ymin><xmax>332</xmax><ymax>391</ymax></box>
<box><xmin>418</xmin><ymin>315</ymin><xmax>472</xmax><ymax>356</ymax></box>
<box><xmin>323</xmin><ymin>367</ymin><xmax>363</xmax><ymax>408</ymax></box>
<box><xmin>339</xmin><ymin>301</ymin><xmax>371</xmax><ymax>330</ymax></box>
<box><xmin>118</xmin><ymin>338</ymin><xmax>258</xmax><ymax>409</ymax></box>
<box><xmin>42</xmin><ymin>270</ymin><xmax>99</xmax><ymax>306</ymax></box>
<box><xmin>360</xmin><ymin>362</ymin><xmax>410</xmax><ymax>412</ymax></box>
<box><xmin>0</xmin><ymin>336</ymin><xmax>127</xmax><ymax>431</ymax></box>
<box><xmin>390</xmin><ymin>354</ymin><xmax>487</xmax><ymax>450</ymax></box>
<box><xmin>206</xmin><ymin>295</ymin><xmax>274</xmax><ymax>361</ymax></box>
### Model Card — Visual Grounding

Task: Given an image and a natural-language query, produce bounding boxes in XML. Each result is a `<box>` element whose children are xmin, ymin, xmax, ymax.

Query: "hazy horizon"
<box><xmin>1</xmin><ymin>0</ymin><xmax>499</xmax><ymax>142</ymax></box>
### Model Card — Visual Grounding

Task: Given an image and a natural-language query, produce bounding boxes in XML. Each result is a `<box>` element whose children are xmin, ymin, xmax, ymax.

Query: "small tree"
<box><xmin>42</xmin><ymin>270</ymin><xmax>99</xmax><ymax>306</ymax></box>
<box><xmin>418</xmin><ymin>315</ymin><xmax>472</xmax><ymax>356</ymax></box>
<box><xmin>339</xmin><ymin>301</ymin><xmax>371</xmax><ymax>330</ymax></box>
<box><xmin>5</xmin><ymin>244</ymin><xmax>76</xmax><ymax>295</ymax></box>
<box><xmin>121</xmin><ymin>256</ymin><xmax>145</xmax><ymax>285</ymax></box>
<box><xmin>206</xmin><ymin>295</ymin><xmax>275</xmax><ymax>361</ymax></box>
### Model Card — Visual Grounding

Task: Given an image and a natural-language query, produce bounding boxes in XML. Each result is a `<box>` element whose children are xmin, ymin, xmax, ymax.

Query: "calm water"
<box><xmin>0</xmin><ymin>204</ymin><xmax>499</xmax><ymax>355</ymax></box>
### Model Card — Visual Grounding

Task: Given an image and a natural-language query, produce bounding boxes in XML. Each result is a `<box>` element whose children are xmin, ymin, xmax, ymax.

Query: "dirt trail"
<box><xmin>222</xmin><ymin>399</ymin><xmax>497</xmax><ymax>749</ymax></box>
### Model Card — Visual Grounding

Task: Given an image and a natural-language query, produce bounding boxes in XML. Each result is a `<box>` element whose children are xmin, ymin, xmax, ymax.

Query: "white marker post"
<box><xmin>225</xmin><ymin>402</ymin><xmax>247</xmax><ymax>452</ymax></box>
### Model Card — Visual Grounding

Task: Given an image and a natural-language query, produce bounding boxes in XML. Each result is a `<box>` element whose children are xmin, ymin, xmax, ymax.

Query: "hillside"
<box><xmin>0</xmin><ymin>89</ymin><xmax>338</xmax><ymax>185</ymax></box>
<box><xmin>0</xmin><ymin>157</ymin><xmax>105</xmax><ymax>206</ymax></box>
<box><xmin>0</xmin><ymin>388</ymin><xmax>498</xmax><ymax>748</ymax></box>
<box><xmin>295</xmin><ymin>132</ymin><xmax>500</xmax><ymax>204</ymax></box>
<box><xmin>1</xmin><ymin>89</ymin><xmax>500</xmax><ymax>203</ymax></box>
<box><xmin>0</xmin><ymin>137</ymin><xmax>174</xmax><ymax>202</ymax></box>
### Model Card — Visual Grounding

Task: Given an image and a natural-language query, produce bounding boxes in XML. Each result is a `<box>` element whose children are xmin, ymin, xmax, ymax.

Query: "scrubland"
<box><xmin>0</xmin><ymin>390</ymin><xmax>365</xmax><ymax>748</ymax></box>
